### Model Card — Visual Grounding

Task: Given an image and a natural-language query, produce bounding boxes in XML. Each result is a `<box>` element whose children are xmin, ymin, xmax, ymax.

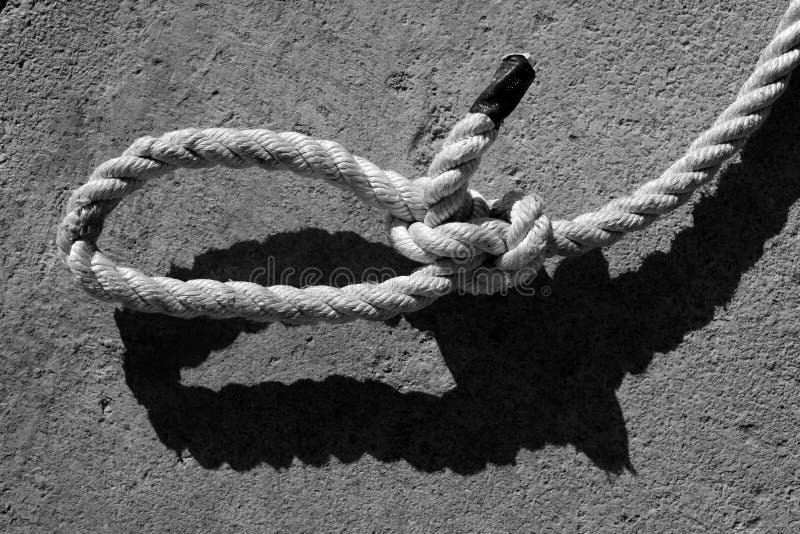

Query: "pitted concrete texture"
<box><xmin>1</xmin><ymin>0</ymin><xmax>799</xmax><ymax>531</ymax></box>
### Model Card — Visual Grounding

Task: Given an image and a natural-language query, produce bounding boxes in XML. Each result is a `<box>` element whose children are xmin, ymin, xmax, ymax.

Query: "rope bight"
<box><xmin>57</xmin><ymin>2</ymin><xmax>800</xmax><ymax>323</ymax></box>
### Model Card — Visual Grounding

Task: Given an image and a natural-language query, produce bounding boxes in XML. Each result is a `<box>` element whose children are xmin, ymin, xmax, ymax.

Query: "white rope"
<box><xmin>57</xmin><ymin>1</ymin><xmax>800</xmax><ymax>323</ymax></box>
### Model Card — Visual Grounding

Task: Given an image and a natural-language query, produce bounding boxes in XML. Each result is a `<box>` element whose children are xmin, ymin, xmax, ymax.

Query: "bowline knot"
<box><xmin>388</xmin><ymin>189</ymin><xmax>551</xmax><ymax>293</ymax></box>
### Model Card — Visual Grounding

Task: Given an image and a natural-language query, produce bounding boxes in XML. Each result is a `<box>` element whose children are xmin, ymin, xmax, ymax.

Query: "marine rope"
<box><xmin>57</xmin><ymin>2</ymin><xmax>800</xmax><ymax>323</ymax></box>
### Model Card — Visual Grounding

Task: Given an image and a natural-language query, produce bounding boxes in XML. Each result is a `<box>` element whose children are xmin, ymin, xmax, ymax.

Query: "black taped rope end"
<box><xmin>469</xmin><ymin>53</ymin><xmax>535</xmax><ymax>125</ymax></box>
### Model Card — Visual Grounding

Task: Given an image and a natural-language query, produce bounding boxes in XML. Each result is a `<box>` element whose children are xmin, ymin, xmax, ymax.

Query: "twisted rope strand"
<box><xmin>57</xmin><ymin>3</ymin><xmax>800</xmax><ymax>323</ymax></box>
<box><xmin>549</xmin><ymin>3</ymin><xmax>800</xmax><ymax>256</ymax></box>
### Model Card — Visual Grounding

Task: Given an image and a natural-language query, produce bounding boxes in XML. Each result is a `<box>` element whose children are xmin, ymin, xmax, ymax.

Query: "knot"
<box><xmin>388</xmin><ymin>190</ymin><xmax>552</xmax><ymax>293</ymax></box>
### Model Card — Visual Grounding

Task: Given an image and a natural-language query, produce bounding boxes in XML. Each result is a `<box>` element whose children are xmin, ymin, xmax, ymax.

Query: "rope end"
<box><xmin>501</xmin><ymin>52</ymin><xmax>532</xmax><ymax>63</ymax></box>
<box><xmin>469</xmin><ymin>53</ymin><xmax>536</xmax><ymax>125</ymax></box>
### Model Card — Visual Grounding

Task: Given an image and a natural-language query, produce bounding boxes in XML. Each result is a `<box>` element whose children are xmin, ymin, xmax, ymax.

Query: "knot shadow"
<box><xmin>116</xmin><ymin>81</ymin><xmax>800</xmax><ymax>474</ymax></box>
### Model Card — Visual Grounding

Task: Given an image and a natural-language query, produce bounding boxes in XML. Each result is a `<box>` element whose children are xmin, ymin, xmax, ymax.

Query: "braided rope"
<box><xmin>57</xmin><ymin>3</ymin><xmax>800</xmax><ymax>323</ymax></box>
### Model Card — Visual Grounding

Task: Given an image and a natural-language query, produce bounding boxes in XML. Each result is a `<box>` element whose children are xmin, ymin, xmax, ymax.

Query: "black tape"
<box><xmin>469</xmin><ymin>54</ymin><xmax>535</xmax><ymax>125</ymax></box>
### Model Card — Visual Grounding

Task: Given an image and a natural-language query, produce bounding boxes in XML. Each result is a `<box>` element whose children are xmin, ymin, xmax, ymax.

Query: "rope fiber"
<box><xmin>57</xmin><ymin>2</ymin><xmax>800</xmax><ymax>323</ymax></box>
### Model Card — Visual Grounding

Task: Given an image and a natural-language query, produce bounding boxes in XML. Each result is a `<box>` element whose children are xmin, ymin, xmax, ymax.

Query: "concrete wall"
<box><xmin>1</xmin><ymin>0</ymin><xmax>798</xmax><ymax>531</ymax></box>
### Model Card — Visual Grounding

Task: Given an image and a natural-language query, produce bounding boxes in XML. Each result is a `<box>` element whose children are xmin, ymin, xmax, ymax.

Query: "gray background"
<box><xmin>1</xmin><ymin>0</ymin><xmax>799</xmax><ymax>531</ymax></box>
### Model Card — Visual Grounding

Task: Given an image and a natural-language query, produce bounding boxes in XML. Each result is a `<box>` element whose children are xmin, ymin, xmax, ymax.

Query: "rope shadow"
<box><xmin>115</xmin><ymin>80</ymin><xmax>800</xmax><ymax>474</ymax></box>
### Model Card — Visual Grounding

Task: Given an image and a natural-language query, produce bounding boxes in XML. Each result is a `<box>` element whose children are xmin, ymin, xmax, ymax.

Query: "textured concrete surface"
<box><xmin>1</xmin><ymin>0</ymin><xmax>799</xmax><ymax>531</ymax></box>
